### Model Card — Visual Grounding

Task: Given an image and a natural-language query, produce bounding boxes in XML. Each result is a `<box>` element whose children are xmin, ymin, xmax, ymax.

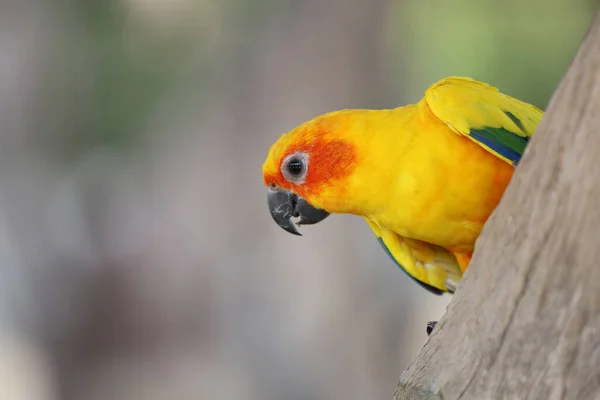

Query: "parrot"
<box><xmin>262</xmin><ymin>76</ymin><xmax>543</xmax><ymax>334</ymax></box>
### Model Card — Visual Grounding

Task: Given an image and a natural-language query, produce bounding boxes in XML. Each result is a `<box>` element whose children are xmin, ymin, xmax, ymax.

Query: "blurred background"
<box><xmin>0</xmin><ymin>1</ymin><xmax>597</xmax><ymax>399</ymax></box>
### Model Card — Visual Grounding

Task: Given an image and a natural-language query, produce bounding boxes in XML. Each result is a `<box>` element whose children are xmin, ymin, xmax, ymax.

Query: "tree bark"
<box><xmin>395</xmin><ymin>10</ymin><xmax>600</xmax><ymax>400</ymax></box>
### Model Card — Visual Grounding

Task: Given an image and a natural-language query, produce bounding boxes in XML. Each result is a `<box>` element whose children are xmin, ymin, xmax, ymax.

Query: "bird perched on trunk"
<box><xmin>262</xmin><ymin>77</ymin><xmax>543</xmax><ymax>331</ymax></box>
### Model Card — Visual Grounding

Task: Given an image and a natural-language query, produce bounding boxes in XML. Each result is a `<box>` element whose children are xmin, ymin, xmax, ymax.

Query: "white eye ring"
<box><xmin>281</xmin><ymin>152</ymin><xmax>309</xmax><ymax>184</ymax></box>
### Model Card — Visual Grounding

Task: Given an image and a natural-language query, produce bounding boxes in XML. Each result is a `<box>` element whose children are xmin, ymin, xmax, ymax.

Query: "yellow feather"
<box><xmin>425</xmin><ymin>76</ymin><xmax>543</xmax><ymax>164</ymax></box>
<box><xmin>263</xmin><ymin>77</ymin><xmax>544</xmax><ymax>293</ymax></box>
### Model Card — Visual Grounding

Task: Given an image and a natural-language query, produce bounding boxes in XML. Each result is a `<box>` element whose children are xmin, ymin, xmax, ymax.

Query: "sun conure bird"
<box><xmin>262</xmin><ymin>76</ymin><xmax>543</xmax><ymax>301</ymax></box>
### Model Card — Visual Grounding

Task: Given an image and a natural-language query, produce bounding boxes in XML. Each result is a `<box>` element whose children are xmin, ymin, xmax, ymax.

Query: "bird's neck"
<box><xmin>306</xmin><ymin>106</ymin><xmax>420</xmax><ymax>216</ymax></box>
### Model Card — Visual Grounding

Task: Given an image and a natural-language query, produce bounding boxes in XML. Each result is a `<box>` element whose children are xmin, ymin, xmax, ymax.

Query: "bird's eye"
<box><xmin>287</xmin><ymin>158</ymin><xmax>303</xmax><ymax>176</ymax></box>
<box><xmin>281</xmin><ymin>152</ymin><xmax>308</xmax><ymax>183</ymax></box>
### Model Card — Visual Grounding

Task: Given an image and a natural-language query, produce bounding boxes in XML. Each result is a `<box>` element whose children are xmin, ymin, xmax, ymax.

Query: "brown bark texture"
<box><xmin>395</xmin><ymin>10</ymin><xmax>600</xmax><ymax>400</ymax></box>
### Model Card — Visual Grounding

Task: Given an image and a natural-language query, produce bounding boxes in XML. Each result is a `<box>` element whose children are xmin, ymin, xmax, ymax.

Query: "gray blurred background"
<box><xmin>0</xmin><ymin>1</ymin><xmax>596</xmax><ymax>399</ymax></box>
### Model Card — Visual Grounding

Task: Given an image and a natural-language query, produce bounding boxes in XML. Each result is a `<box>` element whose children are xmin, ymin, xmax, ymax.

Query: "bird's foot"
<box><xmin>426</xmin><ymin>321</ymin><xmax>438</xmax><ymax>336</ymax></box>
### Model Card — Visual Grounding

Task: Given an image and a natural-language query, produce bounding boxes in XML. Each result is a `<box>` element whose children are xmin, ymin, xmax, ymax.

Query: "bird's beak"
<box><xmin>267</xmin><ymin>187</ymin><xmax>330</xmax><ymax>235</ymax></box>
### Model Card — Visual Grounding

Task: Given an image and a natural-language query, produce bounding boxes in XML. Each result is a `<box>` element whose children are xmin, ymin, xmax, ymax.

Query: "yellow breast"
<box><xmin>354</xmin><ymin>106</ymin><xmax>513</xmax><ymax>251</ymax></box>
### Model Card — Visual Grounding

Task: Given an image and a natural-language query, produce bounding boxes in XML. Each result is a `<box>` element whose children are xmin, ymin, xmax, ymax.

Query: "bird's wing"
<box><xmin>424</xmin><ymin>76</ymin><xmax>544</xmax><ymax>165</ymax></box>
<box><xmin>366</xmin><ymin>219</ymin><xmax>462</xmax><ymax>294</ymax></box>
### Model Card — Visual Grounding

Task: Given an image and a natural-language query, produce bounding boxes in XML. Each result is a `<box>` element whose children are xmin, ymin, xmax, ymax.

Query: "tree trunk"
<box><xmin>395</xmin><ymin>9</ymin><xmax>600</xmax><ymax>400</ymax></box>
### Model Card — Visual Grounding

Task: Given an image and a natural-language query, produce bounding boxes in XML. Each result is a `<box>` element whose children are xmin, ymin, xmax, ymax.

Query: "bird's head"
<box><xmin>262</xmin><ymin>111</ymin><xmax>361</xmax><ymax>235</ymax></box>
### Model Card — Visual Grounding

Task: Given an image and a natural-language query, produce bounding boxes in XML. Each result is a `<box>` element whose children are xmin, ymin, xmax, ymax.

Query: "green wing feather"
<box><xmin>424</xmin><ymin>76</ymin><xmax>544</xmax><ymax>165</ymax></box>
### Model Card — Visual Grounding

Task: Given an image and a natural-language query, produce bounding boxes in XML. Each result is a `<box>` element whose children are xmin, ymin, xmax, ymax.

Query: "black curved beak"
<box><xmin>267</xmin><ymin>187</ymin><xmax>330</xmax><ymax>235</ymax></box>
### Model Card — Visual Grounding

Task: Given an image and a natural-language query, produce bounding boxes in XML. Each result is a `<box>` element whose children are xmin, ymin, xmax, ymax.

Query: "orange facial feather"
<box><xmin>263</xmin><ymin>128</ymin><xmax>358</xmax><ymax>201</ymax></box>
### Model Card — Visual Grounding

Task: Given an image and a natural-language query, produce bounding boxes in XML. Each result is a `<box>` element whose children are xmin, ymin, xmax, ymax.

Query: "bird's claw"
<box><xmin>426</xmin><ymin>321</ymin><xmax>438</xmax><ymax>336</ymax></box>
